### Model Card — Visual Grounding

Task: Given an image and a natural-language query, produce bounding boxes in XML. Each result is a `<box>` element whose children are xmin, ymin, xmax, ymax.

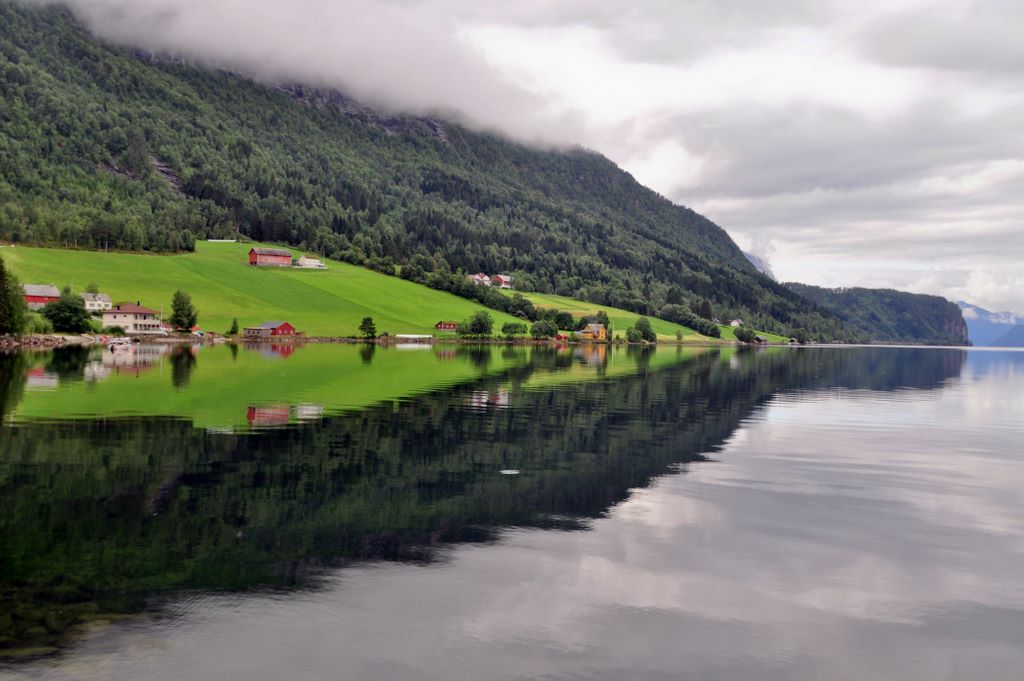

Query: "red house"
<box><xmin>22</xmin><ymin>284</ymin><xmax>61</xmax><ymax>311</ymax></box>
<box><xmin>243</xmin><ymin>320</ymin><xmax>297</xmax><ymax>338</ymax></box>
<box><xmin>246</xmin><ymin>405</ymin><xmax>291</xmax><ymax>427</ymax></box>
<box><xmin>248</xmin><ymin>247</ymin><xmax>293</xmax><ymax>267</ymax></box>
<box><xmin>490</xmin><ymin>274</ymin><xmax>514</xmax><ymax>289</ymax></box>
<box><xmin>434</xmin><ymin>320</ymin><xmax>459</xmax><ymax>331</ymax></box>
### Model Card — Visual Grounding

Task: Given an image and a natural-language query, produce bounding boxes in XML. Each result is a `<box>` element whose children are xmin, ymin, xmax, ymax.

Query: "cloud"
<box><xmin>29</xmin><ymin>0</ymin><xmax>1024</xmax><ymax>313</ymax></box>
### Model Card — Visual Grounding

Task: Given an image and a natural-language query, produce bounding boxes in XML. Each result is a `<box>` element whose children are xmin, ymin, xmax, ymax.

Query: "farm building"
<box><xmin>248</xmin><ymin>247</ymin><xmax>293</xmax><ymax>267</ymax></box>
<box><xmin>466</xmin><ymin>273</ymin><xmax>491</xmax><ymax>286</ymax></box>
<box><xmin>80</xmin><ymin>292</ymin><xmax>112</xmax><ymax>312</ymax></box>
<box><xmin>490</xmin><ymin>274</ymin><xmax>514</xmax><ymax>289</ymax></box>
<box><xmin>243</xmin><ymin>321</ymin><xmax>297</xmax><ymax>338</ymax></box>
<box><xmin>434</xmin><ymin>320</ymin><xmax>459</xmax><ymax>331</ymax></box>
<box><xmin>729</xmin><ymin>319</ymin><xmax>744</xmax><ymax>327</ymax></box>
<box><xmin>295</xmin><ymin>256</ymin><xmax>327</xmax><ymax>269</ymax></box>
<box><xmin>22</xmin><ymin>284</ymin><xmax>61</xmax><ymax>310</ymax></box>
<box><xmin>103</xmin><ymin>303</ymin><xmax>163</xmax><ymax>335</ymax></box>
<box><xmin>579</xmin><ymin>323</ymin><xmax>607</xmax><ymax>342</ymax></box>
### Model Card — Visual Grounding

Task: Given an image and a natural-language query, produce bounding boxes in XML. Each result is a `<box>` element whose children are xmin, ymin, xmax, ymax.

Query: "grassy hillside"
<box><xmin>0</xmin><ymin>2</ymin><xmax>853</xmax><ymax>340</ymax></box>
<box><xmin>520</xmin><ymin>290</ymin><xmax>788</xmax><ymax>342</ymax></box>
<box><xmin>2</xmin><ymin>242</ymin><xmax>523</xmax><ymax>336</ymax></box>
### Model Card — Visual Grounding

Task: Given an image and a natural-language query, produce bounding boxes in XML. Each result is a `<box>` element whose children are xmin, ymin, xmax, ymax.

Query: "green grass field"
<box><xmin>3</xmin><ymin>241</ymin><xmax>787</xmax><ymax>343</ymax></box>
<box><xmin>517</xmin><ymin>291</ymin><xmax>787</xmax><ymax>343</ymax></box>
<box><xmin>2</xmin><ymin>242</ymin><xmax>521</xmax><ymax>336</ymax></box>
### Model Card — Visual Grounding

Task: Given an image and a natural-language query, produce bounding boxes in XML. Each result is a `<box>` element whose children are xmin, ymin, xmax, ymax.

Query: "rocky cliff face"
<box><xmin>280</xmin><ymin>84</ymin><xmax>450</xmax><ymax>142</ymax></box>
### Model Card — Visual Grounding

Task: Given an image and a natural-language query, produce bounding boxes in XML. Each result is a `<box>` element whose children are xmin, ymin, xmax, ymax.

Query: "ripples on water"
<box><xmin>1</xmin><ymin>345</ymin><xmax>1022</xmax><ymax>680</ymax></box>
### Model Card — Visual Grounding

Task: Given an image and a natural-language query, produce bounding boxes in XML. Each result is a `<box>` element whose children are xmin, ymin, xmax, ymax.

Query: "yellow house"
<box><xmin>579</xmin><ymin>323</ymin><xmax>607</xmax><ymax>342</ymax></box>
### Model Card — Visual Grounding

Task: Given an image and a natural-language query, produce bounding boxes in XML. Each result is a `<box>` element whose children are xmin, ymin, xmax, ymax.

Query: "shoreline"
<box><xmin>0</xmin><ymin>332</ymin><xmax>805</xmax><ymax>351</ymax></box>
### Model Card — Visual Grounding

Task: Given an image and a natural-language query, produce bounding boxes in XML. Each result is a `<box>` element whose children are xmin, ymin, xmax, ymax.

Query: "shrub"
<box><xmin>734</xmin><ymin>327</ymin><xmax>757</xmax><ymax>343</ymax></box>
<box><xmin>634</xmin><ymin>317</ymin><xmax>656</xmax><ymax>342</ymax></box>
<box><xmin>42</xmin><ymin>287</ymin><xmax>92</xmax><ymax>333</ymax></box>
<box><xmin>501</xmin><ymin>322</ymin><xmax>528</xmax><ymax>339</ymax></box>
<box><xmin>530</xmin><ymin>320</ymin><xmax>557</xmax><ymax>339</ymax></box>
<box><xmin>457</xmin><ymin>311</ymin><xmax>494</xmax><ymax>338</ymax></box>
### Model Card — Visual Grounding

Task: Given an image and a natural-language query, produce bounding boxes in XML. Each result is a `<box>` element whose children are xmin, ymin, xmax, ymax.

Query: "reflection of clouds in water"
<box><xmin>22</xmin><ymin>350</ymin><xmax>1024</xmax><ymax>681</ymax></box>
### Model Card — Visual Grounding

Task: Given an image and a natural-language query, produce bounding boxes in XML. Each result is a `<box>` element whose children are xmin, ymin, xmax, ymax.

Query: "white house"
<box><xmin>295</xmin><ymin>256</ymin><xmax>327</xmax><ymax>269</ymax></box>
<box><xmin>467</xmin><ymin>273</ymin><xmax>491</xmax><ymax>286</ymax></box>
<box><xmin>729</xmin><ymin>319</ymin><xmax>744</xmax><ymax>328</ymax></box>
<box><xmin>80</xmin><ymin>292</ymin><xmax>112</xmax><ymax>312</ymax></box>
<box><xmin>102</xmin><ymin>303</ymin><xmax>163</xmax><ymax>335</ymax></box>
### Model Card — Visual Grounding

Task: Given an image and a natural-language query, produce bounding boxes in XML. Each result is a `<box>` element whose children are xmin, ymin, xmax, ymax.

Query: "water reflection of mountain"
<box><xmin>0</xmin><ymin>347</ymin><xmax>965</xmax><ymax>655</ymax></box>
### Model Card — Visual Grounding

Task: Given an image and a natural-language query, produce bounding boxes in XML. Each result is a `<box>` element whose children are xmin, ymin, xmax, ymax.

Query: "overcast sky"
<box><xmin>42</xmin><ymin>0</ymin><xmax>1024</xmax><ymax>313</ymax></box>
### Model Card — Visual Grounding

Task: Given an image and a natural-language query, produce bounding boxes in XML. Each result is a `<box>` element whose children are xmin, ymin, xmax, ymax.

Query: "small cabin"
<box><xmin>434</xmin><ymin>320</ymin><xmax>459</xmax><ymax>331</ymax></box>
<box><xmin>248</xmin><ymin>247</ymin><xmax>293</xmax><ymax>267</ymax></box>
<box><xmin>243</xmin><ymin>321</ymin><xmax>297</xmax><ymax>338</ymax></box>
<box><xmin>466</xmin><ymin>273</ymin><xmax>491</xmax><ymax>286</ymax></box>
<box><xmin>729</xmin><ymin>319</ymin><xmax>744</xmax><ymax>328</ymax></box>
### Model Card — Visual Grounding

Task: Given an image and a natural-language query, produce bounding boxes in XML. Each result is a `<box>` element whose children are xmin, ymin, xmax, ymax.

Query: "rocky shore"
<box><xmin>0</xmin><ymin>334</ymin><xmax>97</xmax><ymax>351</ymax></box>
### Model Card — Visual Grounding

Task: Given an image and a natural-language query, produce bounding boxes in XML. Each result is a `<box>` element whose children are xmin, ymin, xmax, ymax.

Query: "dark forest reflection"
<box><xmin>0</xmin><ymin>346</ymin><xmax>966</xmax><ymax>656</ymax></box>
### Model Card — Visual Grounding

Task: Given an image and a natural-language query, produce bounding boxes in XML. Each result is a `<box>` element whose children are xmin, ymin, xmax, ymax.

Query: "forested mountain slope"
<box><xmin>785</xmin><ymin>284</ymin><xmax>969</xmax><ymax>345</ymax></box>
<box><xmin>0</xmin><ymin>2</ymin><xmax>852</xmax><ymax>339</ymax></box>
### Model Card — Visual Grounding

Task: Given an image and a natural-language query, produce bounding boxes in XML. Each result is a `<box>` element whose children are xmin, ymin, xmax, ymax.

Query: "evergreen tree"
<box><xmin>0</xmin><ymin>257</ymin><xmax>28</xmax><ymax>336</ymax></box>
<box><xmin>358</xmin><ymin>317</ymin><xmax>377</xmax><ymax>339</ymax></box>
<box><xmin>170</xmin><ymin>290</ymin><xmax>198</xmax><ymax>330</ymax></box>
<box><xmin>227</xmin><ymin>318</ymin><xmax>239</xmax><ymax>335</ymax></box>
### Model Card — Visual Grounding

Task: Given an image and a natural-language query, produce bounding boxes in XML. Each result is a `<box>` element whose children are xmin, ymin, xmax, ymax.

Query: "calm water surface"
<box><xmin>1</xmin><ymin>344</ymin><xmax>1022</xmax><ymax>680</ymax></box>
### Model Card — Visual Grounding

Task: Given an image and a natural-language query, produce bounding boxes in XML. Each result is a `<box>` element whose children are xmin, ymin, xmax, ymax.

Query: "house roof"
<box><xmin>583</xmin><ymin>323</ymin><xmax>606</xmax><ymax>333</ymax></box>
<box><xmin>492</xmin><ymin>274</ymin><xmax>513</xmax><ymax>280</ymax></box>
<box><xmin>254</xmin><ymin>320</ymin><xmax>291</xmax><ymax>329</ymax></box>
<box><xmin>81</xmin><ymin>292</ymin><xmax>111</xmax><ymax>303</ymax></box>
<box><xmin>250</xmin><ymin>247</ymin><xmax>292</xmax><ymax>257</ymax></box>
<box><xmin>23</xmin><ymin>284</ymin><xmax>60</xmax><ymax>297</ymax></box>
<box><xmin>108</xmin><ymin>303</ymin><xmax>158</xmax><ymax>315</ymax></box>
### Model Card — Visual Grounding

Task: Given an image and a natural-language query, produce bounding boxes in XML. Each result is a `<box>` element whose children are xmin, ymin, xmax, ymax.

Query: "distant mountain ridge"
<box><xmin>786</xmin><ymin>284</ymin><xmax>969</xmax><ymax>345</ymax></box>
<box><xmin>958</xmin><ymin>302</ymin><xmax>1024</xmax><ymax>347</ymax></box>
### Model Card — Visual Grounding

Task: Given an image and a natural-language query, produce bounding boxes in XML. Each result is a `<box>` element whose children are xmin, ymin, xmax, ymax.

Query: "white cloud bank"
<box><xmin>31</xmin><ymin>0</ymin><xmax>1024</xmax><ymax>313</ymax></box>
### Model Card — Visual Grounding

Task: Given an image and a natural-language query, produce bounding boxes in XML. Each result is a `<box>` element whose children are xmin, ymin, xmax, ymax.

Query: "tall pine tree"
<box><xmin>0</xmin><ymin>256</ymin><xmax>28</xmax><ymax>336</ymax></box>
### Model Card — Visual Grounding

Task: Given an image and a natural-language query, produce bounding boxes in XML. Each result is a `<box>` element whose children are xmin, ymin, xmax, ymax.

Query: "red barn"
<box><xmin>22</xmin><ymin>284</ymin><xmax>61</xmax><ymax>311</ymax></box>
<box><xmin>434</xmin><ymin>320</ymin><xmax>459</xmax><ymax>331</ymax></box>
<box><xmin>248</xmin><ymin>247</ymin><xmax>293</xmax><ymax>267</ymax></box>
<box><xmin>243</xmin><ymin>321</ymin><xmax>297</xmax><ymax>338</ymax></box>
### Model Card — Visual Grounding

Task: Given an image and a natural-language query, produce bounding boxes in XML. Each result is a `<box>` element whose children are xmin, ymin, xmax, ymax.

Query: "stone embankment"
<box><xmin>0</xmin><ymin>334</ymin><xmax>96</xmax><ymax>351</ymax></box>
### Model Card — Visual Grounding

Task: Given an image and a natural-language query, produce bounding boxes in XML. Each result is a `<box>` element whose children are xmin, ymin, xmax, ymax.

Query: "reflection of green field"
<box><xmin>520</xmin><ymin>291</ymin><xmax>787</xmax><ymax>343</ymax></box>
<box><xmin>2</xmin><ymin>242</ymin><xmax>521</xmax><ymax>336</ymax></box>
<box><xmin>518</xmin><ymin>346</ymin><xmax>720</xmax><ymax>391</ymax></box>
<box><xmin>13</xmin><ymin>344</ymin><xmax>526</xmax><ymax>428</ymax></box>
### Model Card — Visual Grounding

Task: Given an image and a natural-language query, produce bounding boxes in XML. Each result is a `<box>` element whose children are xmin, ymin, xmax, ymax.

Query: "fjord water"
<box><xmin>1</xmin><ymin>344</ymin><xmax>1022</xmax><ymax>680</ymax></box>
